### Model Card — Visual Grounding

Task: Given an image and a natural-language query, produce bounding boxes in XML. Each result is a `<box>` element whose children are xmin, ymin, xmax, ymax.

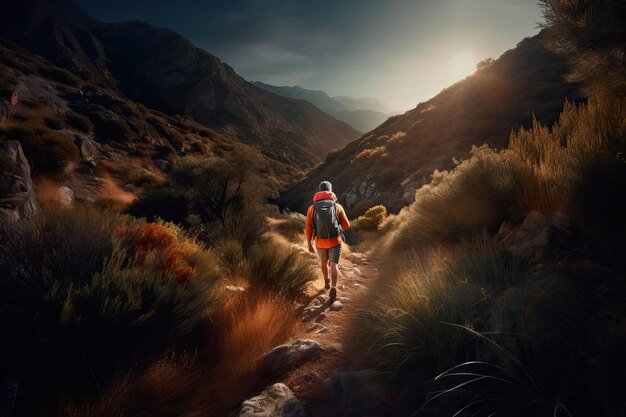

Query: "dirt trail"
<box><xmin>284</xmin><ymin>244</ymin><xmax>381</xmax><ymax>415</ymax></box>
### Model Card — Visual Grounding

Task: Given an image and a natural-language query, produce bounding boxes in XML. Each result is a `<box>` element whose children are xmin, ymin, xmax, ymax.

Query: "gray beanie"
<box><xmin>319</xmin><ymin>181</ymin><xmax>332</xmax><ymax>192</ymax></box>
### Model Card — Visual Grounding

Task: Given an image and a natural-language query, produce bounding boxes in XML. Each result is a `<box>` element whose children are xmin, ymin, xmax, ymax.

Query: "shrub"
<box><xmin>88</xmin><ymin>110</ymin><xmax>133</xmax><ymax>142</ymax></box>
<box><xmin>273</xmin><ymin>213</ymin><xmax>306</xmax><ymax>243</ymax></box>
<box><xmin>391</xmin><ymin>145</ymin><xmax>534</xmax><ymax>252</ymax></box>
<box><xmin>65</xmin><ymin>112</ymin><xmax>94</xmax><ymax>133</ymax></box>
<box><xmin>246</xmin><ymin>244</ymin><xmax>317</xmax><ymax>299</ymax></box>
<box><xmin>354</xmin><ymin>205</ymin><xmax>387</xmax><ymax>232</ymax></box>
<box><xmin>44</xmin><ymin>116</ymin><xmax>65</xmax><ymax>130</ymax></box>
<box><xmin>0</xmin><ymin>125</ymin><xmax>79</xmax><ymax>173</ymax></box>
<box><xmin>118</xmin><ymin>221</ymin><xmax>220</xmax><ymax>284</ymax></box>
<box><xmin>0</xmin><ymin>208</ymin><xmax>218</xmax><ymax>413</ymax></box>
<box><xmin>38</xmin><ymin>66</ymin><xmax>83</xmax><ymax>88</ymax></box>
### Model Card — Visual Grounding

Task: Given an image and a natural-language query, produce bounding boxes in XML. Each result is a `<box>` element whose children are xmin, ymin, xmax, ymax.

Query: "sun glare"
<box><xmin>447</xmin><ymin>52</ymin><xmax>477</xmax><ymax>82</ymax></box>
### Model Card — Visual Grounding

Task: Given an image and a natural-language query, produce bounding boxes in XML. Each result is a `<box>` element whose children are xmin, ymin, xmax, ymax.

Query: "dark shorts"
<box><xmin>317</xmin><ymin>244</ymin><xmax>341</xmax><ymax>263</ymax></box>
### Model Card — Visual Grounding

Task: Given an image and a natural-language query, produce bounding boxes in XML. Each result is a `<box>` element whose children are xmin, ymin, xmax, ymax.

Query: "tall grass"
<box><xmin>247</xmin><ymin>244</ymin><xmax>318</xmax><ymax>299</ymax></box>
<box><xmin>349</xmin><ymin>237</ymin><xmax>523</xmax><ymax>379</ymax></box>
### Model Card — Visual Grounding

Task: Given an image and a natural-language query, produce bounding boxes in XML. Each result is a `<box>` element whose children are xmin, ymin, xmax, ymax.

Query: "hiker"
<box><xmin>305</xmin><ymin>181</ymin><xmax>350</xmax><ymax>302</ymax></box>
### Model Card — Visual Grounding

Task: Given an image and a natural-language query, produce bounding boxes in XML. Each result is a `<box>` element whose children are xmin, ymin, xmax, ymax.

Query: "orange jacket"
<box><xmin>305</xmin><ymin>193</ymin><xmax>350</xmax><ymax>248</ymax></box>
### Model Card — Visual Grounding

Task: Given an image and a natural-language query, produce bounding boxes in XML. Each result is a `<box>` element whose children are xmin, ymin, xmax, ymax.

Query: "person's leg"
<box><xmin>329</xmin><ymin>261</ymin><xmax>339</xmax><ymax>288</ymax></box>
<box><xmin>318</xmin><ymin>248</ymin><xmax>331</xmax><ymax>290</ymax></box>
<box><xmin>328</xmin><ymin>245</ymin><xmax>341</xmax><ymax>301</ymax></box>
<box><xmin>321</xmin><ymin>259</ymin><xmax>329</xmax><ymax>281</ymax></box>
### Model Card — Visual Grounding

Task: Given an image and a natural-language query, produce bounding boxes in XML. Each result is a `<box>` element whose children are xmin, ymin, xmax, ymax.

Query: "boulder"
<box><xmin>507</xmin><ymin>211</ymin><xmax>550</xmax><ymax>260</ymax></box>
<box><xmin>237</xmin><ymin>383</ymin><xmax>306</xmax><ymax>417</ymax></box>
<box><xmin>0</xmin><ymin>141</ymin><xmax>38</xmax><ymax>223</ymax></box>
<box><xmin>76</xmin><ymin>137</ymin><xmax>98</xmax><ymax>166</ymax></box>
<box><xmin>323</xmin><ymin>370</ymin><xmax>384</xmax><ymax>413</ymax></box>
<box><xmin>262</xmin><ymin>339</ymin><xmax>324</xmax><ymax>376</ymax></box>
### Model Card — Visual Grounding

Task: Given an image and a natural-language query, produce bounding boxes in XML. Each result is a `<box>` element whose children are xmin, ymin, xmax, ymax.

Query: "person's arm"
<box><xmin>338</xmin><ymin>205</ymin><xmax>350</xmax><ymax>230</ymax></box>
<box><xmin>305</xmin><ymin>206</ymin><xmax>315</xmax><ymax>253</ymax></box>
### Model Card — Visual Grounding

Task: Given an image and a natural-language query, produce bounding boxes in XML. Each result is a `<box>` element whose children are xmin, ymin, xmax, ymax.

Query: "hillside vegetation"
<box><xmin>281</xmin><ymin>31</ymin><xmax>582</xmax><ymax>215</ymax></box>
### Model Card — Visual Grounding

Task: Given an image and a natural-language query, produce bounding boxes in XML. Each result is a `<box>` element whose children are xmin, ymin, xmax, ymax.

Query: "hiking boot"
<box><xmin>324</xmin><ymin>278</ymin><xmax>331</xmax><ymax>290</ymax></box>
<box><xmin>329</xmin><ymin>288</ymin><xmax>337</xmax><ymax>302</ymax></box>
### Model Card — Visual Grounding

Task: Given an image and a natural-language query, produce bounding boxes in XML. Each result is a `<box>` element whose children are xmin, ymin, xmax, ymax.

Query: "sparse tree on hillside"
<box><xmin>541</xmin><ymin>0</ymin><xmax>626</xmax><ymax>95</ymax></box>
<box><xmin>476</xmin><ymin>58</ymin><xmax>495</xmax><ymax>71</ymax></box>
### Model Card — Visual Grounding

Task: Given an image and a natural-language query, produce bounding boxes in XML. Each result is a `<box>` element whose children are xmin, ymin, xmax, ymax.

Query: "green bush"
<box><xmin>246</xmin><ymin>244</ymin><xmax>317</xmax><ymax>299</ymax></box>
<box><xmin>0</xmin><ymin>208</ymin><xmax>218</xmax><ymax>411</ymax></box>
<box><xmin>65</xmin><ymin>112</ymin><xmax>94</xmax><ymax>133</ymax></box>
<box><xmin>0</xmin><ymin>125</ymin><xmax>79</xmax><ymax>173</ymax></box>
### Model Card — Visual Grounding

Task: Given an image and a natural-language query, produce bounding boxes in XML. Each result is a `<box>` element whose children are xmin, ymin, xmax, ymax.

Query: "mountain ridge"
<box><xmin>252</xmin><ymin>81</ymin><xmax>396</xmax><ymax>132</ymax></box>
<box><xmin>0</xmin><ymin>0</ymin><xmax>358</xmax><ymax>170</ymax></box>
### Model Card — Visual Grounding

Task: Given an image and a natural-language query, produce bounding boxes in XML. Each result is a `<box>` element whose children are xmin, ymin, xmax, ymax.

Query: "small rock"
<box><xmin>225</xmin><ymin>285</ymin><xmax>245</xmax><ymax>292</ymax></box>
<box><xmin>58</xmin><ymin>186</ymin><xmax>74</xmax><ymax>206</ymax></box>
<box><xmin>330</xmin><ymin>300</ymin><xmax>343</xmax><ymax>311</ymax></box>
<box><xmin>262</xmin><ymin>339</ymin><xmax>324</xmax><ymax>376</ymax></box>
<box><xmin>306</xmin><ymin>323</ymin><xmax>328</xmax><ymax>334</ymax></box>
<box><xmin>345</xmin><ymin>252</ymin><xmax>366</xmax><ymax>265</ymax></box>
<box><xmin>327</xmin><ymin>342</ymin><xmax>344</xmax><ymax>353</ymax></box>
<box><xmin>237</xmin><ymin>383</ymin><xmax>306</xmax><ymax>417</ymax></box>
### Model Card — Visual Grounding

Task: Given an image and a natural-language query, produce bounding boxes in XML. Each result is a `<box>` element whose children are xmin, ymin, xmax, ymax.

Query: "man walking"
<box><xmin>305</xmin><ymin>181</ymin><xmax>350</xmax><ymax>302</ymax></box>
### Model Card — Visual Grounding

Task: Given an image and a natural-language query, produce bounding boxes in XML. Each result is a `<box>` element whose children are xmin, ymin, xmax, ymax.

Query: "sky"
<box><xmin>76</xmin><ymin>0</ymin><xmax>544</xmax><ymax>111</ymax></box>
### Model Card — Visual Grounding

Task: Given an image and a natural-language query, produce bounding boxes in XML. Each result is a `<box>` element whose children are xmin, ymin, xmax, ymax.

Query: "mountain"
<box><xmin>0</xmin><ymin>0</ymin><xmax>358</xmax><ymax>171</ymax></box>
<box><xmin>332</xmin><ymin>96</ymin><xmax>389</xmax><ymax>113</ymax></box>
<box><xmin>252</xmin><ymin>81</ymin><xmax>396</xmax><ymax>132</ymax></box>
<box><xmin>280</xmin><ymin>32</ymin><xmax>583</xmax><ymax>216</ymax></box>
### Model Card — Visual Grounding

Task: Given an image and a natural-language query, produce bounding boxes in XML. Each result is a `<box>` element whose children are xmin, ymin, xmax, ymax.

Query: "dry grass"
<box><xmin>66</xmin><ymin>291</ymin><xmax>297</xmax><ymax>417</ymax></box>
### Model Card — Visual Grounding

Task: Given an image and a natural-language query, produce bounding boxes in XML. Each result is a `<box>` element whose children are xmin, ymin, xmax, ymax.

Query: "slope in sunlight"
<box><xmin>281</xmin><ymin>32</ymin><xmax>583</xmax><ymax>215</ymax></box>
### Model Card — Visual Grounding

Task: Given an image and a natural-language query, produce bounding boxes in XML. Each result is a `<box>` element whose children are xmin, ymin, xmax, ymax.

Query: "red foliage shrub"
<box><xmin>121</xmin><ymin>222</ymin><xmax>197</xmax><ymax>283</ymax></box>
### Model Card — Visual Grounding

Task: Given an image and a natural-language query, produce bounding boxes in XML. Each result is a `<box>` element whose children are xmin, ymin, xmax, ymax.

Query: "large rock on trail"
<box><xmin>0</xmin><ymin>140</ymin><xmax>38</xmax><ymax>223</ymax></box>
<box><xmin>262</xmin><ymin>339</ymin><xmax>324</xmax><ymax>376</ymax></box>
<box><xmin>237</xmin><ymin>383</ymin><xmax>306</xmax><ymax>417</ymax></box>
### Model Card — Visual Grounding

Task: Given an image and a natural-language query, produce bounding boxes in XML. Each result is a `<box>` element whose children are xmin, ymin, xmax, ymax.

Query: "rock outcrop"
<box><xmin>262</xmin><ymin>339</ymin><xmax>324</xmax><ymax>376</ymax></box>
<box><xmin>237</xmin><ymin>383</ymin><xmax>306</xmax><ymax>417</ymax></box>
<box><xmin>0</xmin><ymin>140</ymin><xmax>38</xmax><ymax>223</ymax></box>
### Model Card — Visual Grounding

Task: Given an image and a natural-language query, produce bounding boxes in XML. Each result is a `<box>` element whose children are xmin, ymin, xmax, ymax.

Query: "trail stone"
<box><xmin>0</xmin><ymin>140</ymin><xmax>38</xmax><ymax>223</ymax></box>
<box><xmin>327</xmin><ymin>342</ymin><xmax>344</xmax><ymax>353</ymax></box>
<box><xmin>330</xmin><ymin>300</ymin><xmax>343</xmax><ymax>311</ymax></box>
<box><xmin>306</xmin><ymin>323</ymin><xmax>328</xmax><ymax>334</ymax></box>
<box><xmin>262</xmin><ymin>339</ymin><xmax>324</xmax><ymax>376</ymax></box>
<box><xmin>346</xmin><ymin>252</ymin><xmax>366</xmax><ymax>265</ymax></box>
<box><xmin>237</xmin><ymin>383</ymin><xmax>306</xmax><ymax>417</ymax></box>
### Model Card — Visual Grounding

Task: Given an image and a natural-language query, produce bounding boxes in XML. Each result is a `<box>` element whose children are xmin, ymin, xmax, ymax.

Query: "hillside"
<box><xmin>0</xmin><ymin>0</ymin><xmax>358</xmax><ymax>171</ymax></box>
<box><xmin>252</xmin><ymin>81</ymin><xmax>395</xmax><ymax>132</ymax></box>
<box><xmin>280</xmin><ymin>32</ymin><xmax>583</xmax><ymax>215</ymax></box>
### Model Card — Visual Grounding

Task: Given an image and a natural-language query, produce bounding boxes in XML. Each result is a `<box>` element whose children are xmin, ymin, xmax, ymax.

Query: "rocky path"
<box><xmin>236</xmin><ymin>238</ymin><xmax>382</xmax><ymax>417</ymax></box>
